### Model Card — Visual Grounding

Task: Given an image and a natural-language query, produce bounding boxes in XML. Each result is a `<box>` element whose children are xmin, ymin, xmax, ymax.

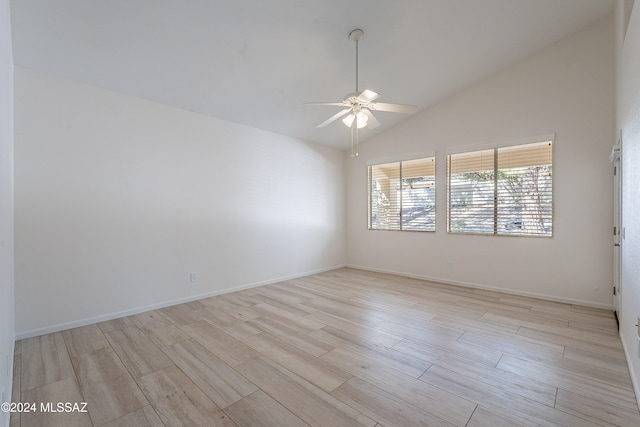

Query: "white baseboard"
<box><xmin>346</xmin><ymin>264</ymin><xmax>613</xmax><ymax>310</ymax></box>
<box><xmin>15</xmin><ymin>264</ymin><xmax>346</xmax><ymax>340</ymax></box>
<box><xmin>15</xmin><ymin>262</ymin><xmax>614</xmax><ymax>338</ymax></box>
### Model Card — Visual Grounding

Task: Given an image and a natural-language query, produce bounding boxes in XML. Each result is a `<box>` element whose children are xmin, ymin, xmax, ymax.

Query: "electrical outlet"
<box><xmin>190</xmin><ymin>272</ymin><xmax>197</xmax><ymax>283</ymax></box>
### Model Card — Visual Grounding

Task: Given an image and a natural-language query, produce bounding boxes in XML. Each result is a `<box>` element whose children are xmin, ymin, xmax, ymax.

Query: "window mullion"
<box><xmin>447</xmin><ymin>156</ymin><xmax>451</xmax><ymax>232</ymax></box>
<box><xmin>493</xmin><ymin>148</ymin><xmax>498</xmax><ymax>235</ymax></box>
<box><xmin>367</xmin><ymin>166</ymin><xmax>372</xmax><ymax>229</ymax></box>
<box><xmin>399</xmin><ymin>162</ymin><xmax>403</xmax><ymax>231</ymax></box>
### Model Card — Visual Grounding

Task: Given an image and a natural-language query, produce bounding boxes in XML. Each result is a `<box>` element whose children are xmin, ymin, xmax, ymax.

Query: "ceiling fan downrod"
<box><xmin>349</xmin><ymin>29</ymin><xmax>364</xmax><ymax>93</ymax></box>
<box><xmin>349</xmin><ymin>29</ymin><xmax>364</xmax><ymax>156</ymax></box>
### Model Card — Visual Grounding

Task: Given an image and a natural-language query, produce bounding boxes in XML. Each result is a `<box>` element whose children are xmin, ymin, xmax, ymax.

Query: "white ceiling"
<box><xmin>10</xmin><ymin>0</ymin><xmax>614</xmax><ymax>150</ymax></box>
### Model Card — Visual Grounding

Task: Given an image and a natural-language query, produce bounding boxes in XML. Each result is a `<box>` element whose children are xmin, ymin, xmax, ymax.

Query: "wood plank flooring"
<box><xmin>11</xmin><ymin>268</ymin><xmax>640</xmax><ymax>426</ymax></box>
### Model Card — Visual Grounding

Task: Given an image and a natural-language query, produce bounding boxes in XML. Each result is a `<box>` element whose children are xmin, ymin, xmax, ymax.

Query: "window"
<box><xmin>368</xmin><ymin>156</ymin><xmax>435</xmax><ymax>231</ymax></box>
<box><xmin>447</xmin><ymin>139</ymin><xmax>553</xmax><ymax>236</ymax></box>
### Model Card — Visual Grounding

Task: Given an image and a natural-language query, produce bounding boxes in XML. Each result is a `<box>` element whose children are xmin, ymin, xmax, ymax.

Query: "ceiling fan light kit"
<box><xmin>306</xmin><ymin>28</ymin><xmax>417</xmax><ymax>156</ymax></box>
<box><xmin>342</xmin><ymin>108</ymin><xmax>368</xmax><ymax>129</ymax></box>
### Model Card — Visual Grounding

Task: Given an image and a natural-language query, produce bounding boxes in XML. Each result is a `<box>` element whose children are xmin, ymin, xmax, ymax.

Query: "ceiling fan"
<box><xmin>306</xmin><ymin>29</ymin><xmax>417</xmax><ymax>156</ymax></box>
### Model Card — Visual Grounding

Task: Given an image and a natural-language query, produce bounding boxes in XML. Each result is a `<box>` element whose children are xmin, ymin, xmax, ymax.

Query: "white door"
<box><xmin>612</xmin><ymin>143</ymin><xmax>622</xmax><ymax>324</ymax></box>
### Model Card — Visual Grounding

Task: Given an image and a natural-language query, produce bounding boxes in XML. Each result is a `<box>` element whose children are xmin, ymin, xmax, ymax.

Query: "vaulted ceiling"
<box><xmin>10</xmin><ymin>0</ymin><xmax>614</xmax><ymax>149</ymax></box>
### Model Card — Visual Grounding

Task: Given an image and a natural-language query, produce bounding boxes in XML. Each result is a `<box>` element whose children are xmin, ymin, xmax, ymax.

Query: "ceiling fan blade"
<box><xmin>316</xmin><ymin>108</ymin><xmax>352</xmax><ymax>128</ymax></box>
<box><xmin>305</xmin><ymin>102</ymin><xmax>346</xmax><ymax>106</ymax></box>
<box><xmin>371</xmin><ymin>102</ymin><xmax>417</xmax><ymax>114</ymax></box>
<box><xmin>362</xmin><ymin>108</ymin><xmax>380</xmax><ymax>129</ymax></box>
<box><xmin>357</xmin><ymin>89</ymin><xmax>380</xmax><ymax>103</ymax></box>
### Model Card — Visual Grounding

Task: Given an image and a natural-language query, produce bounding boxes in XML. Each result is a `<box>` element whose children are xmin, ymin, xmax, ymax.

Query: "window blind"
<box><xmin>368</xmin><ymin>156</ymin><xmax>435</xmax><ymax>231</ymax></box>
<box><xmin>447</xmin><ymin>140</ymin><xmax>552</xmax><ymax>236</ymax></box>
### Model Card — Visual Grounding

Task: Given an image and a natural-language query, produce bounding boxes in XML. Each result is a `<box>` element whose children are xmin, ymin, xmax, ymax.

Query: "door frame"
<box><xmin>612</xmin><ymin>134</ymin><xmax>622</xmax><ymax>324</ymax></box>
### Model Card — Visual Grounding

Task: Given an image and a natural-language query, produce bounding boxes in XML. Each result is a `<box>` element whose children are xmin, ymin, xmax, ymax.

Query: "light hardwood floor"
<box><xmin>11</xmin><ymin>268</ymin><xmax>640</xmax><ymax>426</ymax></box>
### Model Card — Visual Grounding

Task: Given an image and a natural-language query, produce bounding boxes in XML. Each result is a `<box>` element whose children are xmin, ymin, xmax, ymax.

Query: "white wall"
<box><xmin>615</xmin><ymin>0</ymin><xmax>640</xmax><ymax>408</ymax></box>
<box><xmin>14</xmin><ymin>68</ymin><xmax>346</xmax><ymax>337</ymax></box>
<box><xmin>347</xmin><ymin>16</ymin><xmax>615</xmax><ymax>308</ymax></box>
<box><xmin>0</xmin><ymin>0</ymin><xmax>14</xmax><ymax>425</ymax></box>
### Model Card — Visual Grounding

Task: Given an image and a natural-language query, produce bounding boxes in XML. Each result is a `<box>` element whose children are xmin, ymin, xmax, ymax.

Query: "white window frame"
<box><xmin>367</xmin><ymin>152</ymin><xmax>436</xmax><ymax>232</ymax></box>
<box><xmin>446</xmin><ymin>135</ymin><xmax>554</xmax><ymax>237</ymax></box>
